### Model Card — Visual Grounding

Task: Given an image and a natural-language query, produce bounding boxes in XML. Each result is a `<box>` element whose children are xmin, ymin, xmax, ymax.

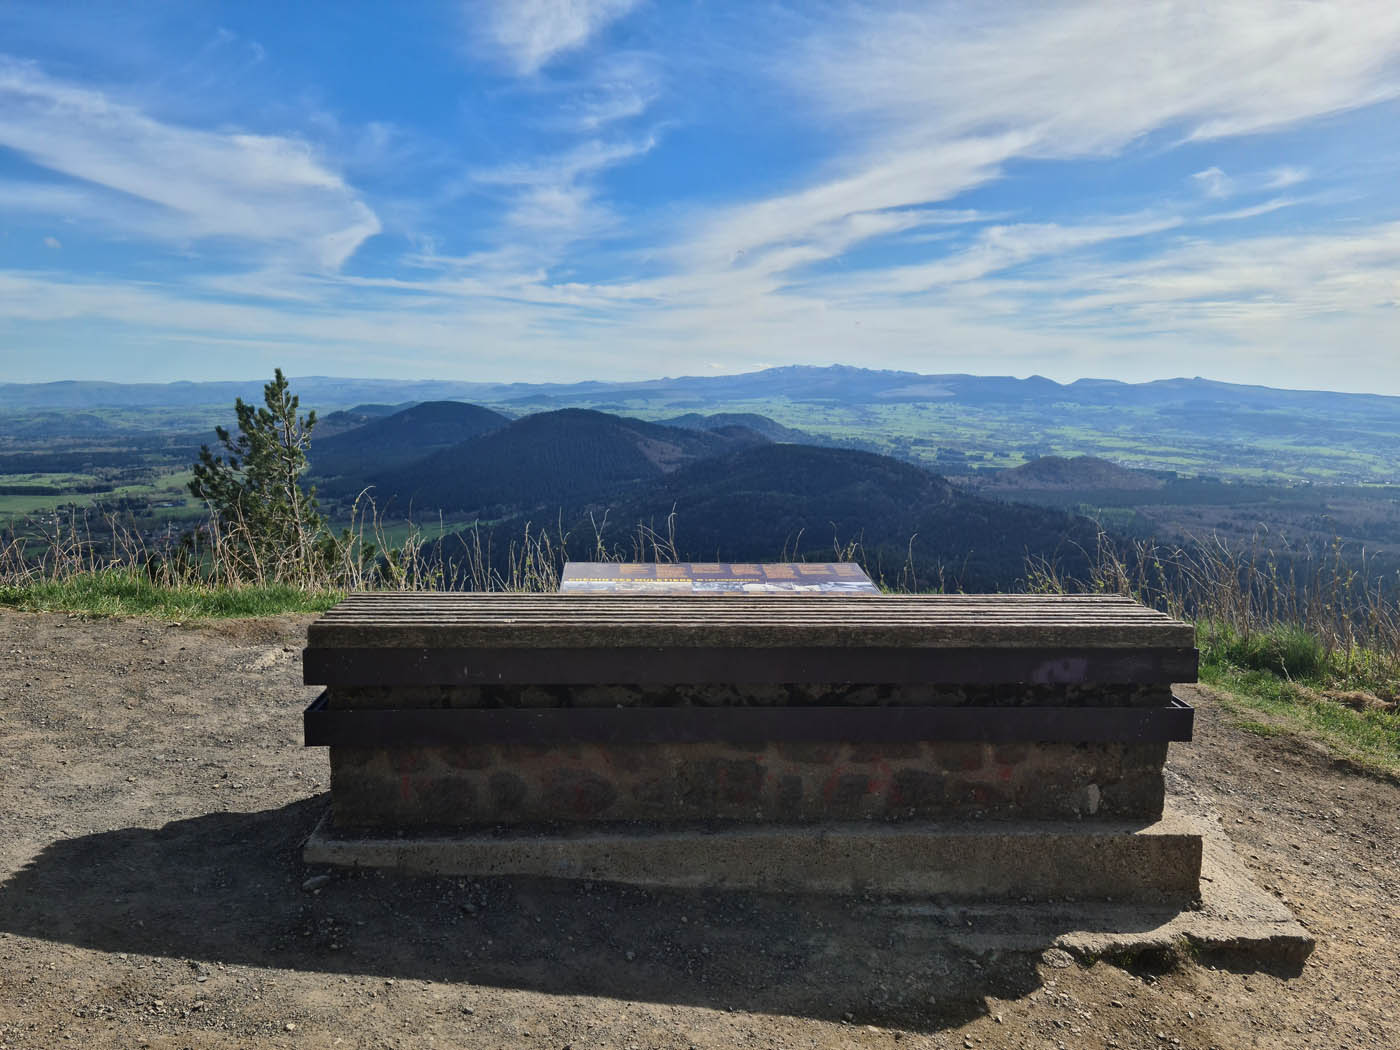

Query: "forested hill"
<box><xmin>314</xmin><ymin>402</ymin><xmax>412</xmax><ymax>439</ymax></box>
<box><xmin>310</xmin><ymin>401</ymin><xmax>509</xmax><ymax>481</ymax></box>
<box><xmin>348</xmin><ymin>408</ymin><xmax>767</xmax><ymax>516</ymax></box>
<box><xmin>982</xmin><ymin>455</ymin><xmax>1165</xmax><ymax>491</ymax></box>
<box><xmin>460</xmin><ymin>443</ymin><xmax>1101</xmax><ymax>591</ymax></box>
<box><xmin>659</xmin><ymin>412</ymin><xmax>824</xmax><ymax>445</ymax></box>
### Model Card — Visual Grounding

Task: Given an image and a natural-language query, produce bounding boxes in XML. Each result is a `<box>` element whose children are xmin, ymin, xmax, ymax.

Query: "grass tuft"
<box><xmin>1232</xmin><ymin>719</ymin><xmax>1286</xmax><ymax>739</ymax></box>
<box><xmin>0</xmin><ymin>568</ymin><xmax>340</xmax><ymax>619</ymax></box>
<box><xmin>1205</xmin><ymin>623</ymin><xmax>1327</xmax><ymax>681</ymax></box>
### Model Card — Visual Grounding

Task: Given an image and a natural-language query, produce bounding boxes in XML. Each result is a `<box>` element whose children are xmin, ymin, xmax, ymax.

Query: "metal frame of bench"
<box><xmin>303</xmin><ymin>692</ymin><xmax>1194</xmax><ymax>746</ymax></box>
<box><xmin>302</xmin><ymin>592</ymin><xmax>1196</xmax><ymax>749</ymax></box>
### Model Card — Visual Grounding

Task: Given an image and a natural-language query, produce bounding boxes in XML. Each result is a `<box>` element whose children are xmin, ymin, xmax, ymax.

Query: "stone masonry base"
<box><xmin>328</xmin><ymin>738</ymin><xmax>1167</xmax><ymax>828</ymax></box>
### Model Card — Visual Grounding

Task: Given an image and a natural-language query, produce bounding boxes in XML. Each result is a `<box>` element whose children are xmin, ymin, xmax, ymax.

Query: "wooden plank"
<box><xmin>312</xmin><ymin>606</ymin><xmax>1186</xmax><ymax>613</ymax></box>
<box><xmin>308</xmin><ymin>623</ymin><xmax>1195</xmax><ymax>649</ymax></box>
<box><xmin>303</xmin><ymin>644</ymin><xmax>1198</xmax><ymax>686</ymax></box>
<box><xmin>303</xmin><ymin>693</ymin><xmax>1195</xmax><ymax>746</ymax></box>
<box><xmin>317</xmin><ymin>597</ymin><xmax>1154</xmax><ymax>612</ymax></box>
<box><xmin>307</xmin><ymin>593</ymin><xmax>1195</xmax><ymax>649</ymax></box>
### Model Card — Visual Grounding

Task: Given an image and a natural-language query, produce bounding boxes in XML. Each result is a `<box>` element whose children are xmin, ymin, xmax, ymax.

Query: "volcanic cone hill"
<box><xmin>314</xmin><ymin>402</ymin><xmax>412</xmax><ymax>439</ymax></box>
<box><xmin>659</xmin><ymin>411</ymin><xmax>822</xmax><ymax>445</ymax></box>
<box><xmin>358</xmin><ymin>408</ymin><xmax>768</xmax><ymax>517</ymax></box>
<box><xmin>312</xmin><ymin>401</ymin><xmax>510</xmax><ymax>485</ymax></box>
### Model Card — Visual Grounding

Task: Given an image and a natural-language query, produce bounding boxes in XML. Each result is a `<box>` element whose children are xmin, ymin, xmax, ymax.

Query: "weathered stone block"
<box><xmin>543</xmin><ymin>768</ymin><xmax>617</xmax><ymax>817</ymax></box>
<box><xmin>488</xmin><ymin>771</ymin><xmax>527</xmax><ymax>812</ymax></box>
<box><xmin>892</xmin><ymin>768</ymin><xmax>946</xmax><ymax>808</ymax></box>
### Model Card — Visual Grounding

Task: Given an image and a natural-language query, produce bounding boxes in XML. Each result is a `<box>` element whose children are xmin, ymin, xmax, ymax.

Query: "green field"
<box><xmin>0</xmin><ymin>468</ymin><xmax>196</xmax><ymax>519</ymax></box>
<box><xmin>522</xmin><ymin>396</ymin><xmax>1397</xmax><ymax>485</ymax></box>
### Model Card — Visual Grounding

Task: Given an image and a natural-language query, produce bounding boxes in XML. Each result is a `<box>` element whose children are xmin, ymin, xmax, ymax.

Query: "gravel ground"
<box><xmin>1</xmin><ymin>610</ymin><xmax>1397</xmax><ymax>1049</ymax></box>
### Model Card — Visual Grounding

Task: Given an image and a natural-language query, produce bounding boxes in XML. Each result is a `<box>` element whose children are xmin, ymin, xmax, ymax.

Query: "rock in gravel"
<box><xmin>1041</xmin><ymin>948</ymin><xmax>1075</xmax><ymax>969</ymax></box>
<box><xmin>301</xmin><ymin>875</ymin><xmax>331</xmax><ymax>892</ymax></box>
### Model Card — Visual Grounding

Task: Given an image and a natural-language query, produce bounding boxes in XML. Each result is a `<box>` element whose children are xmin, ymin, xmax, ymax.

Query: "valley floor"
<box><xmin>0</xmin><ymin>611</ymin><xmax>1397</xmax><ymax>1049</ymax></box>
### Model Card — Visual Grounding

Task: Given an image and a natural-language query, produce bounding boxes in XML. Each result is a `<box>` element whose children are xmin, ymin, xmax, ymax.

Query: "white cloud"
<box><xmin>1200</xmin><ymin>197</ymin><xmax>1302</xmax><ymax>223</ymax></box>
<box><xmin>1267</xmin><ymin>166</ymin><xmax>1310</xmax><ymax>189</ymax></box>
<box><xmin>678</xmin><ymin>132</ymin><xmax>1034</xmax><ymax>277</ymax></box>
<box><xmin>478</xmin><ymin>0</ymin><xmax>642</xmax><ymax>75</ymax></box>
<box><xmin>675</xmin><ymin>1</ymin><xmax>1400</xmax><ymax>287</ymax></box>
<box><xmin>431</xmin><ymin>133</ymin><xmax>656</xmax><ymax>269</ymax></box>
<box><xmin>1191</xmin><ymin>167</ymin><xmax>1233</xmax><ymax>199</ymax></box>
<box><xmin>42</xmin><ymin>235</ymin><xmax>60</xmax><ymax>249</ymax></box>
<box><xmin>798</xmin><ymin>1</ymin><xmax>1400</xmax><ymax>148</ymax></box>
<box><xmin>1027</xmin><ymin>222</ymin><xmax>1400</xmax><ymax>324</ymax></box>
<box><xmin>567</xmin><ymin>78</ymin><xmax>652</xmax><ymax>129</ymax></box>
<box><xmin>541</xmin><ymin>51</ymin><xmax>662</xmax><ymax>132</ymax></box>
<box><xmin>0</xmin><ymin>58</ymin><xmax>380</xmax><ymax>270</ymax></box>
<box><xmin>809</xmin><ymin>214</ymin><xmax>1186</xmax><ymax>300</ymax></box>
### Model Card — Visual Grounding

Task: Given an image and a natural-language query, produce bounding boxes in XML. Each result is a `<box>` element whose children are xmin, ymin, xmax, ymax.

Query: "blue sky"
<box><xmin>3</xmin><ymin>1</ymin><xmax>1400</xmax><ymax>392</ymax></box>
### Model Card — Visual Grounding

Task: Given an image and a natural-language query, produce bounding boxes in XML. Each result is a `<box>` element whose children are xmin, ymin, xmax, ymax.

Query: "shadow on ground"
<box><xmin>2</xmin><ymin>799</ymin><xmax>1183</xmax><ymax>1032</ymax></box>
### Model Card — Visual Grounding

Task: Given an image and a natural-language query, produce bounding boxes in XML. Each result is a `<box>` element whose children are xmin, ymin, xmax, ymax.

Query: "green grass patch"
<box><xmin>1232</xmin><ymin>718</ymin><xmax>1287</xmax><ymax>738</ymax></box>
<box><xmin>1204</xmin><ymin>623</ymin><xmax>1328</xmax><ymax>680</ymax></box>
<box><xmin>1200</xmin><ymin>658</ymin><xmax>1400</xmax><ymax>777</ymax></box>
<box><xmin>0</xmin><ymin>569</ymin><xmax>342</xmax><ymax>619</ymax></box>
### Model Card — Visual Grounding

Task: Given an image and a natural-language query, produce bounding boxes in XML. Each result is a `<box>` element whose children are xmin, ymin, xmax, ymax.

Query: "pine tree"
<box><xmin>189</xmin><ymin>369</ymin><xmax>325</xmax><ymax>581</ymax></box>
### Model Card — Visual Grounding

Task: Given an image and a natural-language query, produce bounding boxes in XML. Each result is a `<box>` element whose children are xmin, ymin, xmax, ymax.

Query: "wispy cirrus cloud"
<box><xmin>544</xmin><ymin>51</ymin><xmax>662</xmax><ymax>132</ymax></box>
<box><xmin>0</xmin><ymin>57</ymin><xmax>379</xmax><ymax>269</ymax></box>
<box><xmin>1267</xmin><ymin>166</ymin><xmax>1310</xmax><ymax>189</ymax></box>
<box><xmin>668</xmin><ymin>1</ymin><xmax>1400</xmax><ymax>290</ymax></box>
<box><xmin>429</xmin><ymin>132</ymin><xmax>657</xmax><ymax>272</ymax></box>
<box><xmin>796</xmin><ymin>1</ymin><xmax>1400</xmax><ymax>147</ymax></box>
<box><xmin>474</xmin><ymin>0</ymin><xmax>642</xmax><ymax>76</ymax></box>
<box><xmin>1192</xmin><ymin>167</ymin><xmax>1234</xmax><ymax>199</ymax></box>
<box><xmin>1030</xmin><ymin>221</ymin><xmax>1400</xmax><ymax>323</ymax></box>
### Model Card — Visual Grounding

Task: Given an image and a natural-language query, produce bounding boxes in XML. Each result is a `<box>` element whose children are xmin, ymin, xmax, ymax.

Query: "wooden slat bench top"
<box><xmin>308</xmin><ymin>592</ymin><xmax>1194</xmax><ymax>650</ymax></box>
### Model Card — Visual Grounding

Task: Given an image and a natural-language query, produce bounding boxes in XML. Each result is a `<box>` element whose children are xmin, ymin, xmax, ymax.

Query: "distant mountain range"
<box><xmin>8</xmin><ymin>363</ymin><xmax>1396</xmax><ymax>491</ymax></box>
<box><xmin>5</xmin><ymin>364</ymin><xmax>1398</xmax><ymax>415</ymax></box>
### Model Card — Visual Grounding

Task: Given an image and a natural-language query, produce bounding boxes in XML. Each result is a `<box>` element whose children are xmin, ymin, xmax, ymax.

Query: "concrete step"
<box><xmin>304</xmin><ymin>810</ymin><xmax>1202</xmax><ymax>901</ymax></box>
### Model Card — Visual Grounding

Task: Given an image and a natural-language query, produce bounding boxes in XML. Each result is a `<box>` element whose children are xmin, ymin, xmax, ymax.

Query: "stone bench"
<box><xmin>301</xmin><ymin>592</ymin><xmax>1201</xmax><ymax>900</ymax></box>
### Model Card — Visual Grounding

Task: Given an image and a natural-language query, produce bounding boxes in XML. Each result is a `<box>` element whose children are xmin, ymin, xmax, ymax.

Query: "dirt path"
<box><xmin>0</xmin><ymin>610</ymin><xmax>1397</xmax><ymax>1049</ymax></box>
